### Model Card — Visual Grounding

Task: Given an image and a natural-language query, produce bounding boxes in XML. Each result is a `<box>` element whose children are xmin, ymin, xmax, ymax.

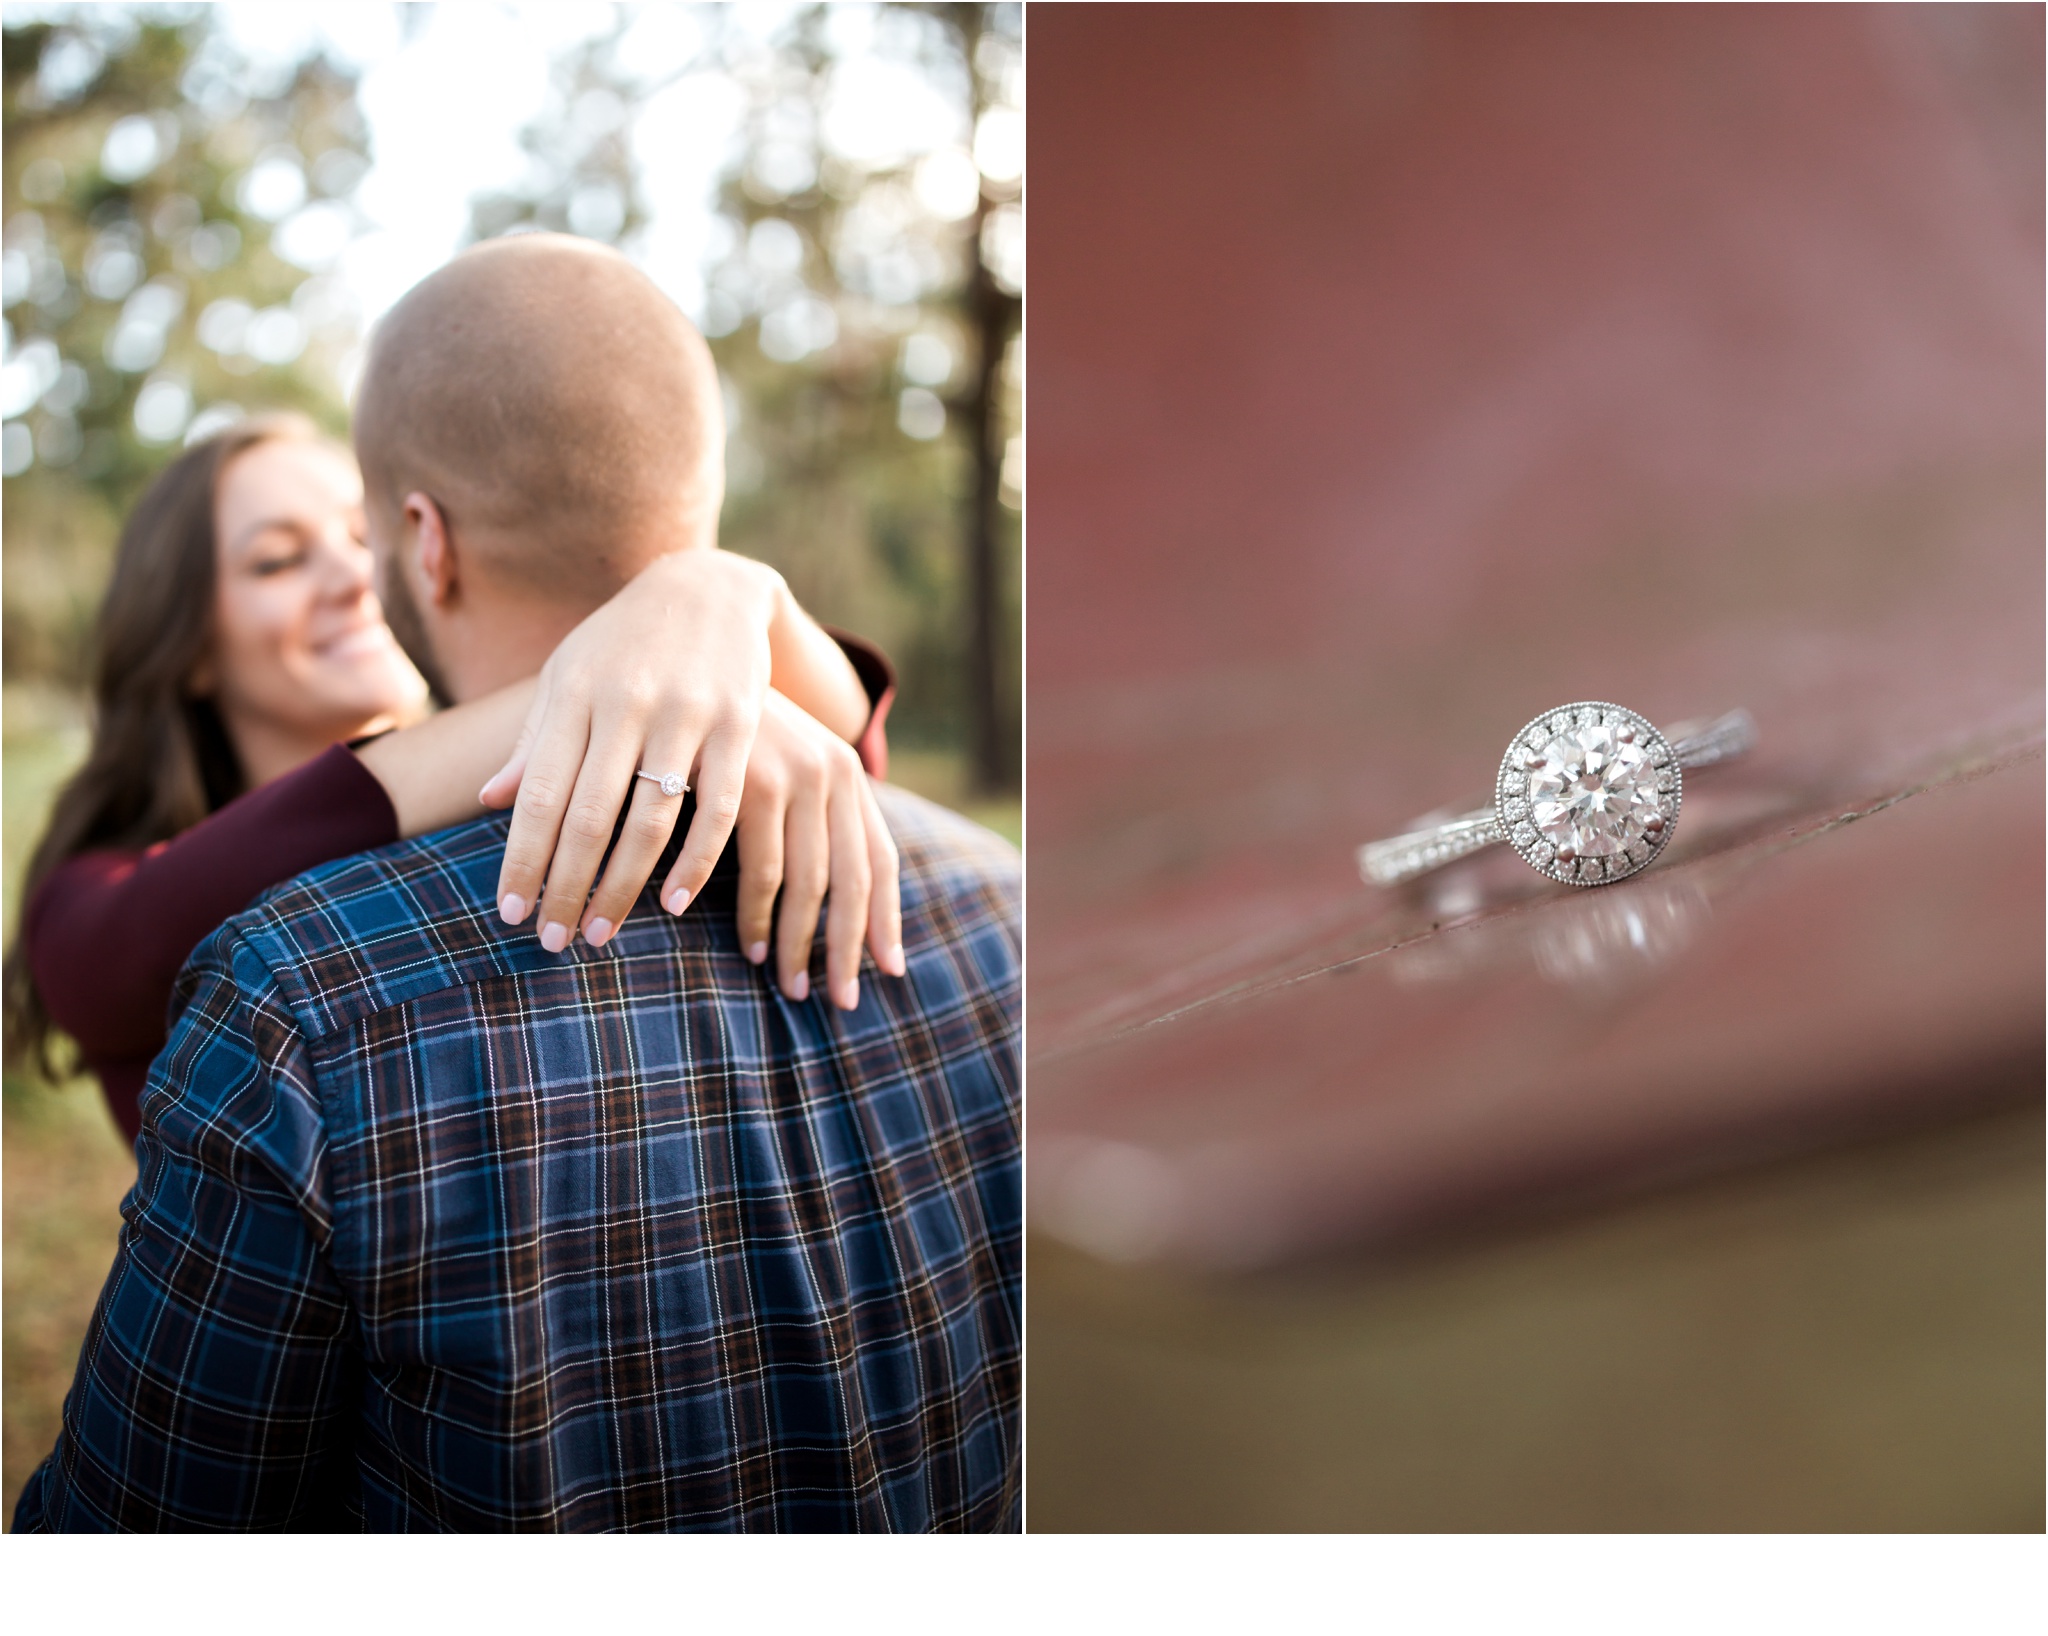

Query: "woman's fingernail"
<box><xmin>665</xmin><ymin>887</ymin><xmax>690</xmax><ymax>915</ymax></box>
<box><xmin>787</xmin><ymin>971</ymin><xmax>809</xmax><ymax>1002</ymax></box>
<box><xmin>500</xmin><ymin>894</ymin><xmax>526</xmax><ymax>925</ymax></box>
<box><xmin>540</xmin><ymin>921</ymin><xmax>570</xmax><ymax>953</ymax></box>
<box><xmin>836</xmin><ymin>979</ymin><xmax>860</xmax><ymax>1011</ymax></box>
<box><xmin>747</xmin><ymin>941</ymin><xmax>768</xmax><ymax>966</ymax></box>
<box><xmin>886</xmin><ymin>945</ymin><xmax>906</xmax><ymax>977</ymax></box>
<box><xmin>585</xmin><ymin>917</ymin><xmax>612</xmax><ymax>947</ymax></box>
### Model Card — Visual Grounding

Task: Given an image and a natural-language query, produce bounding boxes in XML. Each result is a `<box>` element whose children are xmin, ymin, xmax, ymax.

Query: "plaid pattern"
<box><xmin>14</xmin><ymin>785</ymin><xmax>1019</xmax><ymax>1532</ymax></box>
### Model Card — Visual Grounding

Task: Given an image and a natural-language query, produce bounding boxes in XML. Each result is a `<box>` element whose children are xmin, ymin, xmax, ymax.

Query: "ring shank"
<box><xmin>1356</xmin><ymin>708</ymin><xmax>1754</xmax><ymax>887</ymax></box>
<box><xmin>1664</xmin><ymin>709</ymin><xmax>1757</xmax><ymax>770</ymax></box>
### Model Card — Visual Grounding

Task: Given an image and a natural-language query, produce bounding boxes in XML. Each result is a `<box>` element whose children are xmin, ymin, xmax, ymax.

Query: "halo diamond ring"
<box><xmin>1358</xmin><ymin>702</ymin><xmax>1756</xmax><ymax>889</ymax></box>
<box><xmin>635</xmin><ymin>769</ymin><xmax>690</xmax><ymax>798</ymax></box>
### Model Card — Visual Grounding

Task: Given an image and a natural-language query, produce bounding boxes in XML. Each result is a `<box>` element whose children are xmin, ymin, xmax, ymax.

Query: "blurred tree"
<box><xmin>468</xmin><ymin>2</ymin><xmax>1022</xmax><ymax>787</ymax></box>
<box><xmin>1</xmin><ymin>8</ymin><xmax>368</xmax><ymax>685</ymax></box>
<box><xmin>4</xmin><ymin>4</ymin><xmax>1022</xmax><ymax>787</ymax></box>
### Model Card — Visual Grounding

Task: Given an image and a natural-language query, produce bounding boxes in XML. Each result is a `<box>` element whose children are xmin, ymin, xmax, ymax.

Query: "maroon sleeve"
<box><xmin>825</xmin><ymin>627</ymin><xmax>896</xmax><ymax>781</ymax></box>
<box><xmin>26</xmin><ymin>743</ymin><xmax>399</xmax><ymax>1066</ymax></box>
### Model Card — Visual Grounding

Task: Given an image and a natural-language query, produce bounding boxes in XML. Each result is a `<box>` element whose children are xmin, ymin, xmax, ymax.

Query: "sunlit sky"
<box><xmin>2</xmin><ymin>2</ymin><xmax>1019</xmax><ymax>471</ymax></box>
<box><xmin>209</xmin><ymin>1</ymin><xmax>976</xmax><ymax>336</ymax></box>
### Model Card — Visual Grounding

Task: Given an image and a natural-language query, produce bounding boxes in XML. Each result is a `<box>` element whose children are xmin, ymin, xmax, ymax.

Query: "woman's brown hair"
<box><xmin>2</xmin><ymin>413</ymin><xmax>319</xmax><ymax>1076</ymax></box>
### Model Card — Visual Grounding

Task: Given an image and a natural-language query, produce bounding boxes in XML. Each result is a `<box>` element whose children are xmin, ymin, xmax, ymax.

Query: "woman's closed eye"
<box><xmin>236</xmin><ymin>520</ymin><xmax>324</xmax><ymax>575</ymax></box>
<box><xmin>249</xmin><ymin>543</ymin><xmax>310</xmax><ymax>575</ymax></box>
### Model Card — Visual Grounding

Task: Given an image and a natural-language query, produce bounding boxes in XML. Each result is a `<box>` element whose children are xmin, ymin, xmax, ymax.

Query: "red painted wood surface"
<box><xmin>1026</xmin><ymin>4</ymin><xmax>2044</xmax><ymax>1265</ymax></box>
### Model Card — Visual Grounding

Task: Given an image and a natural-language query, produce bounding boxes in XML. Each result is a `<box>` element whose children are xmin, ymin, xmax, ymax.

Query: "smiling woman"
<box><xmin>194</xmin><ymin>429</ymin><xmax>425</xmax><ymax>786</ymax></box>
<box><xmin>0</xmin><ymin>413</ymin><xmax>410</xmax><ymax>1135</ymax></box>
<box><xmin>14</xmin><ymin>415</ymin><xmax>375</xmax><ymax>884</ymax></box>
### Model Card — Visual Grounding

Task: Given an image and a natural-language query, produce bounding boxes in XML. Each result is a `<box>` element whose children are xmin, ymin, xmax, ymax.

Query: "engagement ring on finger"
<box><xmin>1358</xmin><ymin>702</ymin><xmax>1756</xmax><ymax>889</ymax></box>
<box><xmin>636</xmin><ymin>769</ymin><xmax>690</xmax><ymax>798</ymax></box>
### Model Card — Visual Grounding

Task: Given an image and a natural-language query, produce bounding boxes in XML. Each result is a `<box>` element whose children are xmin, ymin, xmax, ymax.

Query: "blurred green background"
<box><xmin>2</xmin><ymin>1</ymin><xmax>1020</xmax><ymax>1517</ymax></box>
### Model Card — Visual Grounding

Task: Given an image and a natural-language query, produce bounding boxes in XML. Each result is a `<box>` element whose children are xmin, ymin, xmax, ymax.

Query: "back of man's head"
<box><xmin>354</xmin><ymin>234</ymin><xmax>722</xmax><ymax>601</ymax></box>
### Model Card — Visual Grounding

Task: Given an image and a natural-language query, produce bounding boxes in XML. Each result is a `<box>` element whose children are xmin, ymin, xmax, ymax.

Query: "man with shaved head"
<box><xmin>17</xmin><ymin>236</ymin><xmax>1022</xmax><ymax>1532</ymax></box>
<box><xmin>357</xmin><ymin>235</ymin><xmax>728</xmax><ymax>631</ymax></box>
<box><xmin>356</xmin><ymin>234</ymin><xmax>741</xmax><ymax>704</ymax></box>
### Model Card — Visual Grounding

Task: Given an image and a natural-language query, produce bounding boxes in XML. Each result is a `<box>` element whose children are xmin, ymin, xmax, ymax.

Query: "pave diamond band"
<box><xmin>635</xmin><ymin>768</ymin><xmax>690</xmax><ymax>798</ymax></box>
<box><xmin>1358</xmin><ymin>704</ymin><xmax>1755</xmax><ymax>889</ymax></box>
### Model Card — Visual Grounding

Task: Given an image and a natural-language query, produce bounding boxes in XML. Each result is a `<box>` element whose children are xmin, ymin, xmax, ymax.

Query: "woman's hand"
<box><xmin>733</xmin><ymin>690</ymin><xmax>904</xmax><ymax>1010</ymax></box>
<box><xmin>481</xmin><ymin>549</ymin><xmax>781</xmax><ymax>951</ymax></box>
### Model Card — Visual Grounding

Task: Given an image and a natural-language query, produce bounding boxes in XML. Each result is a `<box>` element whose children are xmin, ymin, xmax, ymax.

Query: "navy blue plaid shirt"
<box><xmin>14</xmin><ymin>785</ymin><xmax>1019</xmax><ymax>1532</ymax></box>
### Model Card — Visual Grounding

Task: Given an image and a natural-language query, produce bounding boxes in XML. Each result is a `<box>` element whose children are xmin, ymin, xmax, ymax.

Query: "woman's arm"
<box><xmin>356</xmin><ymin>550</ymin><xmax>885</xmax><ymax>839</ymax></box>
<box><xmin>767</xmin><ymin>577</ymin><xmax>874</xmax><ymax>746</ymax></box>
<box><xmin>361</xmin><ymin>545</ymin><xmax>905</xmax><ymax>997</ymax></box>
<box><xmin>352</xmin><ymin>676</ymin><xmax>535</xmax><ymax>837</ymax></box>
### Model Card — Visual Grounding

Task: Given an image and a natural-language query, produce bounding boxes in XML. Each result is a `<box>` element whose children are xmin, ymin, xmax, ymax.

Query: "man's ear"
<box><xmin>402</xmin><ymin>491</ymin><xmax>459</xmax><ymax>609</ymax></box>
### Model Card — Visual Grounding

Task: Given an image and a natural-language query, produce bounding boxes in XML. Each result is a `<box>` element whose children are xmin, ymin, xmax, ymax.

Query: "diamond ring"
<box><xmin>1358</xmin><ymin>702</ymin><xmax>1756</xmax><ymax>889</ymax></box>
<box><xmin>635</xmin><ymin>769</ymin><xmax>690</xmax><ymax>798</ymax></box>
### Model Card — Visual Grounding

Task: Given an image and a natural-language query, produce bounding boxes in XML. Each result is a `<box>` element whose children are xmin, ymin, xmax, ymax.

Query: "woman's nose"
<box><xmin>314</xmin><ymin>522</ymin><xmax>375</xmax><ymax>598</ymax></box>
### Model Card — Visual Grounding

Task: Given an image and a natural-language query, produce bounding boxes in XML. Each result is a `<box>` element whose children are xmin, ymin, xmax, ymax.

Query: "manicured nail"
<box><xmin>836</xmin><ymin>978</ymin><xmax>859</xmax><ymax>1011</ymax></box>
<box><xmin>665</xmin><ymin>887</ymin><xmax>690</xmax><ymax>915</ymax></box>
<box><xmin>885</xmin><ymin>944</ymin><xmax>906</xmax><ymax>977</ymax></box>
<box><xmin>747</xmin><ymin>941</ymin><xmax>768</xmax><ymax>966</ymax></box>
<box><xmin>585</xmin><ymin>917</ymin><xmax>612</xmax><ymax>947</ymax></box>
<box><xmin>787</xmin><ymin>971</ymin><xmax>808</xmax><ymax>1002</ymax></box>
<box><xmin>500</xmin><ymin>894</ymin><xmax>526</xmax><ymax>925</ymax></box>
<box><xmin>540</xmin><ymin>921</ymin><xmax>570</xmax><ymax>953</ymax></box>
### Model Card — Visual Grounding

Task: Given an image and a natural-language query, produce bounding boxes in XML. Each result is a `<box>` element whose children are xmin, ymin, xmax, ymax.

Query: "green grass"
<box><xmin>2</xmin><ymin>684</ymin><xmax>86</xmax><ymax>948</ymax></box>
<box><xmin>3</xmin><ymin>688</ymin><xmax>125</xmax><ymax>1522</ymax></box>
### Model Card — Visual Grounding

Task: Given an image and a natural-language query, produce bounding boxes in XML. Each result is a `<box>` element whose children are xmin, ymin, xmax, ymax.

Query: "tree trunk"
<box><xmin>965</xmin><ymin>192</ymin><xmax>1018</xmax><ymax>794</ymax></box>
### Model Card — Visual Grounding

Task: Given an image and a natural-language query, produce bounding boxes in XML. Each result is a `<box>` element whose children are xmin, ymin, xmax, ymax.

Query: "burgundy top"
<box><xmin>29</xmin><ymin>744</ymin><xmax>398</xmax><ymax>1144</ymax></box>
<box><xmin>829</xmin><ymin>627</ymin><xmax>894</xmax><ymax>784</ymax></box>
<box><xmin>30</xmin><ymin>634</ymin><xmax>896</xmax><ymax>1145</ymax></box>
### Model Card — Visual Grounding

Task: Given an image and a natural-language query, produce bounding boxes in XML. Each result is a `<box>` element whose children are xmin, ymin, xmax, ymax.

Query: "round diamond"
<box><xmin>1496</xmin><ymin>702</ymin><xmax>1680</xmax><ymax>886</ymax></box>
<box><xmin>1527</xmin><ymin>718</ymin><xmax>1662</xmax><ymax>860</ymax></box>
<box><xmin>660</xmin><ymin>772</ymin><xmax>686</xmax><ymax>797</ymax></box>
